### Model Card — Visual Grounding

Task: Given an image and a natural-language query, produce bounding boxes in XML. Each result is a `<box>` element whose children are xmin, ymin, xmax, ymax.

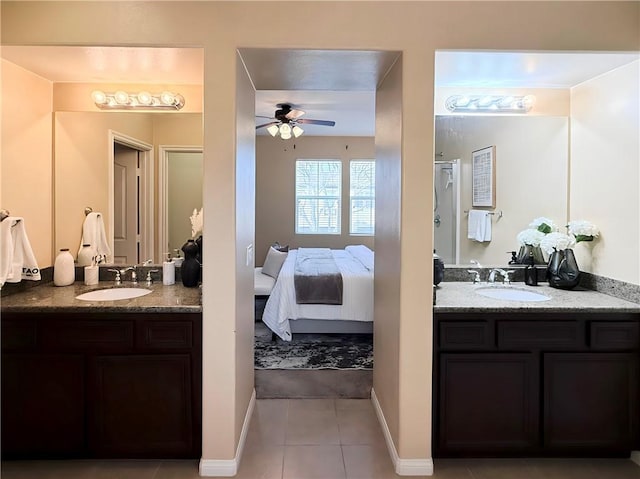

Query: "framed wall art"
<box><xmin>471</xmin><ymin>146</ymin><xmax>496</xmax><ymax>208</ymax></box>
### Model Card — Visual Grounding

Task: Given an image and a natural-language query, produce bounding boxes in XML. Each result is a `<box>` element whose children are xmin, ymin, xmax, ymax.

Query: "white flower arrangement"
<box><xmin>516</xmin><ymin>228</ymin><xmax>546</xmax><ymax>246</ymax></box>
<box><xmin>529</xmin><ymin>217</ymin><xmax>558</xmax><ymax>234</ymax></box>
<box><xmin>540</xmin><ymin>231</ymin><xmax>576</xmax><ymax>255</ymax></box>
<box><xmin>190</xmin><ymin>207</ymin><xmax>203</xmax><ymax>239</ymax></box>
<box><xmin>567</xmin><ymin>220</ymin><xmax>599</xmax><ymax>243</ymax></box>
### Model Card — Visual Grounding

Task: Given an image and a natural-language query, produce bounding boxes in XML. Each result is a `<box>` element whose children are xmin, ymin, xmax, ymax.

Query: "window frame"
<box><xmin>349</xmin><ymin>159</ymin><xmax>376</xmax><ymax>236</ymax></box>
<box><xmin>294</xmin><ymin>159</ymin><xmax>342</xmax><ymax>235</ymax></box>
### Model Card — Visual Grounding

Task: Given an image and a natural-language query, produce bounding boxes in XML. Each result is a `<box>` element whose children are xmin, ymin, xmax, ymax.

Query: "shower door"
<box><xmin>433</xmin><ymin>160</ymin><xmax>460</xmax><ymax>264</ymax></box>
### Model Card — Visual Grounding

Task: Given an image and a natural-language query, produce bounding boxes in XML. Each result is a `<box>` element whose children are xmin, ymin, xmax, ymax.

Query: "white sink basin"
<box><xmin>76</xmin><ymin>287</ymin><xmax>152</xmax><ymax>302</ymax></box>
<box><xmin>475</xmin><ymin>286</ymin><xmax>551</xmax><ymax>302</ymax></box>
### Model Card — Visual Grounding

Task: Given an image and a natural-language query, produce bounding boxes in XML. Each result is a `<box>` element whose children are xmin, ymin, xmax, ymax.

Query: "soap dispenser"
<box><xmin>524</xmin><ymin>252</ymin><xmax>538</xmax><ymax>286</ymax></box>
<box><xmin>162</xmin><ymin>253</ymin><xmax>175</xmax><ymax>285</ymax></box>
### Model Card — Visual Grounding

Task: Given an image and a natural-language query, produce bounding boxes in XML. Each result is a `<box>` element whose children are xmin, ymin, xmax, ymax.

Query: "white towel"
<box><xmin>78</xmin><ymin>212</ymin><xmax>111</xmax><ymax>261</ymax></box>
<box><xmin>0</xmin><ymin>217</ymin><xmax>41</xmax><ymax>287</ymax></box>
<box><xmin>467</xmin><ymin>209</ymin><xmax>492</xmax><ymax>242</ymax></box>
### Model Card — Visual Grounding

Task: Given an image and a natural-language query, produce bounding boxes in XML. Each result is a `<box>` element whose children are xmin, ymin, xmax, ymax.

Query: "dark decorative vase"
<box><xmin>195</xmin><ymin>235</ymin><xmax>203</xmax><ymax>264</ymax></box>
<box><xmin>181</xmin><ymin>239</ymin><xmax>200</xmax><ymax>287</ymax></box>
<box><xmin>433</xmin><ymin>251</ymin><xmax>445</xmax><ymax>285</ymax></box>
<box><xmin>546</xmin><ymin>248</ymin><xmax>580</xmax><ymax>290</ymax></box>
<box><xmin>516</xmin><ymin>244</ymin><xmax>545</xmax><ymax>264</ymax></box>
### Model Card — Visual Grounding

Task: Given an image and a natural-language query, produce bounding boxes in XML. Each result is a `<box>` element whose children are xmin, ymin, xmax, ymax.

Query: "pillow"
<box><xmin>262</xmin><ymin>246</ymin><xmax>288</xmax><ymax>279</ymax></box>
<box><xmin>272</xmin><ymin>241</ymin><xmax>289</xmax><ymax>253</ymax></box>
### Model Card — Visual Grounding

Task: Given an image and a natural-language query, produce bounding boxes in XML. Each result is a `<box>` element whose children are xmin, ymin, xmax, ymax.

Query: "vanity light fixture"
<box><xmin>266</xmin><ymin>123</ymin><xmax>304</xmax><ymax>139</ymax></box>
<box><xmin>445</xmin><ymin>95</ymin><xmax>534</xmax><ymax>113</ymax></box>
<box><xmin>91</xmin><ymin>90</ymin><xmax>185</xmax><ymax>110</ymax></box>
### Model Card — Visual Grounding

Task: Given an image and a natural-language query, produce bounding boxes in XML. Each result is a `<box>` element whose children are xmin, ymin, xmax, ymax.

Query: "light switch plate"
<box><xmin>246</xmin><ymin>244</ymin><xmax>253</xmax><ymax>266</ymax></box>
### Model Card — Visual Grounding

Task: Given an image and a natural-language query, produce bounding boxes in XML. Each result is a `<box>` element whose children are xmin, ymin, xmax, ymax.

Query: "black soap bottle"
<box><xmin>524</xmin><ymin>252</ymin><xmax>538</xmax><ymax>286</ymax></box>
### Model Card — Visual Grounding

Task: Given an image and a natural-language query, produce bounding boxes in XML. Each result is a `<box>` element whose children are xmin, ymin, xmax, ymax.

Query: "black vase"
<box><xmin>516</xmin><ymin>244</ymin><xmax>546</xmax><ymax>264</ymax></box>
<box><xmin>546</xmin><ymin>248</ymin><xmax>580</xmax><ymax>290</ymax></box>
<box><xmin>181</xmin><ymin>239</ymin><xmax>200</xmax><ymax>287</ymax></box>
<box><xmin>195</xmin><ymin>235</ymin><xmax>202</xmax><ymax>264</ymax></box>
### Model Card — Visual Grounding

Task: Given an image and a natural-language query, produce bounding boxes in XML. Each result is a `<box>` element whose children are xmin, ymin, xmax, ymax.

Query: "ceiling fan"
<box><xmin>256</xmin><ymin>103</ymin><xmax>336</xmax><ymax>139</ymax></box>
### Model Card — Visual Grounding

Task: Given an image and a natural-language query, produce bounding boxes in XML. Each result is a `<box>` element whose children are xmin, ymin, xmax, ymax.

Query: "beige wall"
<box><xmin>436</xmin><ymin>115</ymin><xmax>570</xmax><ymax>266</ymax></box>
<box><xmin>2</xmin><ymin>0</ymin><xmax>639</xmax><ymax>471</ymax></box>
<box><xmin>570</xmin><ymin>60</ymin><xmax>639</xmax><ymax>284</ymax></box>
<box><xmin>255</xmin><ymin>135</ymin><xmax>375</xmax><ymax>265</ymax></box>
<box><xmin>167</xmin><ymin>152</ymin><xmax>203</xmax><ymax>253</ymax></box>
<box><xmin>1</xmin><ymin>60</ymin><xmax>53</xmax><ymax>268</ymax></box>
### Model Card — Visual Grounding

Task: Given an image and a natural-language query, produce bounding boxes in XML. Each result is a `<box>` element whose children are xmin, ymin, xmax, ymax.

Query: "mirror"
<box><xmin>434</xmin><ymin>115</ymin><xmax>569</xmax><ymax>267</ymax></box>
<box><xmin>54</xmin><ymin>110</ymin><xmax>203</xmax><ymax>265</ymax></box>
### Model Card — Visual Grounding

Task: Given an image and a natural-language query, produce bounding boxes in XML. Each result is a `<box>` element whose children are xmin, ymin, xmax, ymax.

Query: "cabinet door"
<box><xmin>1</xmin><ymin>354</ymin><xmax>85</xmax><ymax>458</ymax></box>
<box><xmin>544</xmin><ymin>353</ymin><xmax>639</xmax><ymax>452</ymax></box>
<box><xmin>438</xmin><ymin>353</ymin><xmax>539</xmax><ymax>455</ymax></box>
<box><xmin>88</xmin><ymin>354</ymin><xmax>194</xmax><ymax>457</ymax></box>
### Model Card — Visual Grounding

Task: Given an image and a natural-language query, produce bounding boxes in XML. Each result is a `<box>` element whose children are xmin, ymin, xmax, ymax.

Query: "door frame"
<box><xmin>108</xmin><ymin>130</ymin><xmax>154</xmax><ymax>263</ymax></box>
<box><xmin>158</xmin><ymin>145</ymin><xmax>203</xmax><ymax>261</ymax></box>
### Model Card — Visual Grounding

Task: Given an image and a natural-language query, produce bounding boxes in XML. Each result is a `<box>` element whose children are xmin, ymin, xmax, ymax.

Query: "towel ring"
<box><xmin>84</xmin><ymin>207</ymin><xmax>93</xmax><ymax>216</ymax></box>
<box><xmin>0</xmin><ymin>209</ymin><xmax>10</xmax><ymax>222</ymax></box>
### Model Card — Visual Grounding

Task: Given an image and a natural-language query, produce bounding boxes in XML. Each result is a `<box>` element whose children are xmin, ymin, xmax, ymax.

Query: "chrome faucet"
<box><xmin>119</xmin><ymin>266</ymin><xmax>137</xmax><ymax>285</ymax></box>
<box><xmin>467</xmin><ymin>270</ymin><xmax>482</xmax><ymax>284</ymax></box>
<box><xmin>488</xmin><ymin>268</ymin><xmax>515</xmax><ymax>284</ymax></box>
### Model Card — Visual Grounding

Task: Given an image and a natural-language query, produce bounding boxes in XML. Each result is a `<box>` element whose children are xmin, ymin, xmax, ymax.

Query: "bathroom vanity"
<box><xmin>1</xmin><ymin>283</ymin><xmax>202</xmax><ymax>459</ymax></box>
<box><xmin>433</xmin><ymin>282</ymin><xmax>640</xmax><ymax>458</ymax></box>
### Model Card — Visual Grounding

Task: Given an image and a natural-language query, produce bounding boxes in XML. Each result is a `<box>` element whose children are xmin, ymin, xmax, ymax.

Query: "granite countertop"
<box><xmin>434</xmin><ymin>282</ymin><xmax>640</xmax><ymax>313</ymax></box>
<box><xmin>1</xmin><ymin>282</ymin><xmax>202</xmax><ymax>313</ymax></box>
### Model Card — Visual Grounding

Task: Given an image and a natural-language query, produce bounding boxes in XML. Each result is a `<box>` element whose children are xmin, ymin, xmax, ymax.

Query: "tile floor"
<box><xmin>2</xmin><ymin>398</ymin><xmax>640</xmax><ymax>479</ymax></box>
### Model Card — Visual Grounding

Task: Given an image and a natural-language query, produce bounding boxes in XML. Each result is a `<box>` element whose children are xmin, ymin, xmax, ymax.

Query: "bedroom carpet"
<box><xmin>254</xmin><ymin>322</ymin><xmax>373</xmax><ymax>370</ymax></box>
<box><xmin>254</xmin><ymin>322</ymin><xmax>373</xmax><ymax>398</ymax></box>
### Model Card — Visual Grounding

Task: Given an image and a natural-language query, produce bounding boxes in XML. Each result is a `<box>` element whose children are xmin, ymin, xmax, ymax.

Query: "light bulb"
<box><xmin>91</xmin><ymin>90</ymin><xmax>108</xmax><ymax>105</ymax></box>
<box><xmin>114</xmin><ymin>90</ymin><xmax>130</xmax><ymax>105</ymax></box>
<box><xmin>279</xmin><ymin>123</ymin><xmax>292</xmax><ymax>135</ymax></box>
<box><xmin>137</xmin><ymin>91</ymin><xmax>153</xmax><ymax>105</ymax></box>
<box><xmin>160</xmin><ymin>91</ymin><xmax>175</xmax><ymax>105</ymax></box>
<box><xmin>266</xmin><ymin>125</ymin><xmax>279</xmax><ymax>137</ymax></box>
<box><xmin>292</xmin><ymin>126</ymin><xmax>304</xmax><ymax>138</ymax></box>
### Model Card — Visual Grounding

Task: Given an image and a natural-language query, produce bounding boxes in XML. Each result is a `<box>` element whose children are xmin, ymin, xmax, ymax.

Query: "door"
<box><xmin>544</xmin><ymin>352</ymin><xmax>639</xmax><ymax>452</ymax></box>
<box><xmin>113</xmin><ymin>143</ymin><xmax>139</xmax><ymax>264</ymax></box>
<box><xmin>438</xmin><ymin>353</ymin><xmax>539</xmax><ymax>455</ymax></box>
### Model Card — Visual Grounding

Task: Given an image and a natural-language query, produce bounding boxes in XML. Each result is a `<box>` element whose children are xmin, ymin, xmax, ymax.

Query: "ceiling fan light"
<box><xmin>279</xmin><ymin>123</ymin><xmax>292</xmax><ymax>135</ymax></box>
<box><xmin>266</xmin><ymin>125</ymin><xmax>279</xmax><ymax>136</ymax></box>
<box><xmin>280</xmin><ymin>131</ymin><xmax>292</xmax><ymax>140</ymax></box>
<box><xmin>292</xmin><ymin>126</ymin><xmax>304</xmax><ymax>138</ymax></box>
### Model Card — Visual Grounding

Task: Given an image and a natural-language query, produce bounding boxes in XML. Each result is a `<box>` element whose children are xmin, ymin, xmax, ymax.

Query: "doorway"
<box><xmin>109</xmin><ymin>131</ymin><xmax>153</xmax><ymax>265</ymax></box>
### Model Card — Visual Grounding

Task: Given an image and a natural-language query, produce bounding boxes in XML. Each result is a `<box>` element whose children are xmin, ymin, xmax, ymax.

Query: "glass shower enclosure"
<box><xmin>433</xmin><ymin>159</ymin><xmax>460</xmax><ymax>264</ymax></box>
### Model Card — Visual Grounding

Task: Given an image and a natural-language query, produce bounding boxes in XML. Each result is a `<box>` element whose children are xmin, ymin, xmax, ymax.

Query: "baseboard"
<box><xmin>631</xmin><ymin>451</ymin><xmax>640</xmax><ymax>467</ymax></box>
<box><xmin>370</xmin><ymin>388</ymin><xmax>434</xmax><ymax>476</ymax></box>
<box><xmin>199</xmin><ymin>389</ymin><xmax>256</xmax><ymax>477</ymax></box>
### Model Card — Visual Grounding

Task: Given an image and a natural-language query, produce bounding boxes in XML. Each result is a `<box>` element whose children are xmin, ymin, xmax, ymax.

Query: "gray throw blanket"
<box><xmin>294</xmin><ymin>248</ymin><xmax>343</xmax><ymax>305</ymax></box>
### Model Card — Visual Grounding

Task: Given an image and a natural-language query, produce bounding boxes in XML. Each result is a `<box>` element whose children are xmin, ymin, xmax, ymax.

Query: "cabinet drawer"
<box><xmin>40</xmin><ymin>320</ymin><xmax>134</xmax><ymax>351</ymax></box>
<box><xmin>439</xmin><ymin>321</ymin><xmax>492</xmax><ymax>350</ymax></box>
<box><xmin>498</xmin><ymin>321</ymin><xmax>583</xmax><ymax>350</ymax></box>
<box><xmin>138</xmin><ymin>321</ymin><xmax>193</xmax><ymax>349</ymax></box>
<box><xmin>590</xmin><ymin>322</ymin><xmax>639</xmax><ymax>351</ymax></box>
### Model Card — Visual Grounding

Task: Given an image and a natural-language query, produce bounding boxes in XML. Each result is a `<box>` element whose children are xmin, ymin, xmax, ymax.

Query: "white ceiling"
<box><xmin>2</xmin><ymin>46</ymin><xmax>638</xmax><ymax>137</ymax></box>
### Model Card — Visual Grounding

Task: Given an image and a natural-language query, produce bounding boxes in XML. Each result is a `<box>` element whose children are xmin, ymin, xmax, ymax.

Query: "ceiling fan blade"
<box><xmin>256</xmin><ymin>121</ymin><xmax>280</xmax><ymax>130</ymax></box>
<box><xmin>297</xmin><ymin>119</ymin><xmax>336</xmax><ymax>127</ymax></box>
<box><xmin>285</xmin><ymin>108</ymin><xmax>305</xmax><ymax>120</ymax></box>
<box><xmin>256</xmin><ymin>115</ymin><xmax>276</xmax><ymax>119</ymax></box>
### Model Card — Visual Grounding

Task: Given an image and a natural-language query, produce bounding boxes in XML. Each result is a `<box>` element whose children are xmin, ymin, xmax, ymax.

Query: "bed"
<box><xmin>260</xmin><ymin>245</ymin><xmax>374</xmax><ymax>341</ymax></box>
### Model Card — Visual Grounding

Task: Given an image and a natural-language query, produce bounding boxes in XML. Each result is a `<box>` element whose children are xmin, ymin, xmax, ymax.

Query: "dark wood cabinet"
<box><xmin>1</xmin><ymin>312</ymin><xmax>202</xmax><ymax>459</ymax></box>
<box><xmin>434</xmin><ymin>312</ymin><xmax>640</xmax><ymax>458</ymax></box>
<box><xmin>439</xmin><ymin>353</ymin><xmax>539</xmax><ymax>454</ymax></box>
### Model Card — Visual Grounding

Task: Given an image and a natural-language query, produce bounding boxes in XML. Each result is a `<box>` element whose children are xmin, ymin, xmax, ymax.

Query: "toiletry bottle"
<box><xmin>54</xmin><ymin>248</ymin><xmax>75</xmax><ymax>286</ymax></box>
<box><xmin>163</xmin><ymin>253</ymin><xmax>175</xmax><ymax>285</ymax></box>
<box><xmin>524</xmin><ymin>252</ymin><xmax>538</xmax><ymax>286</ymax></box>
<box><xmin>77</xmin><ymin>244</ymin><xmax>93</xmax><ymax>266</ymax></box>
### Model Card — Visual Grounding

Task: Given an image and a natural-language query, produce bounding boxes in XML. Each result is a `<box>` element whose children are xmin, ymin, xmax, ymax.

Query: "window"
<box><xmin>350</xmin><ymin>160</ymin><xmax>375</xmax><ymax>235</ymax></box>
<box><xmin>295</xmin><ymin>160</ymin><xmax>342</xmax><ymax>234</ymax></box>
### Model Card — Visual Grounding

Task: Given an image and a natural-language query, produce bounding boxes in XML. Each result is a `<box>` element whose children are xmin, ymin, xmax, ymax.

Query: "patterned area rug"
<box><xmin>254</xmin><ymin>322</ymin><xmax>373</xmax><ymax>370</ymax></box>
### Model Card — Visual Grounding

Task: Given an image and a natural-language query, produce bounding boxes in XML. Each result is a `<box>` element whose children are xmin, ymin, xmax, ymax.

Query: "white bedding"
<box><xmin>262</xmin><ymin>247</ymin><xmax>374</xmax><ymax>341</ymax></box>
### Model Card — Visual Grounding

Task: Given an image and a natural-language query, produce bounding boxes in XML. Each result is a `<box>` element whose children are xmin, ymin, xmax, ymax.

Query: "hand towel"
<box><xmin>78</xmin><ymin>212</ymin><xmax>111</xmax><ymax>261</ymax></box>
<box><xmin>467</xmin><ymin>209</ymin><xmax>492</xmax><ymax>242</ymax></box>
<box><xmin>0</xmin><ymin>217</ymin><xmax>41</xmax><ymax>287</ymax></box>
